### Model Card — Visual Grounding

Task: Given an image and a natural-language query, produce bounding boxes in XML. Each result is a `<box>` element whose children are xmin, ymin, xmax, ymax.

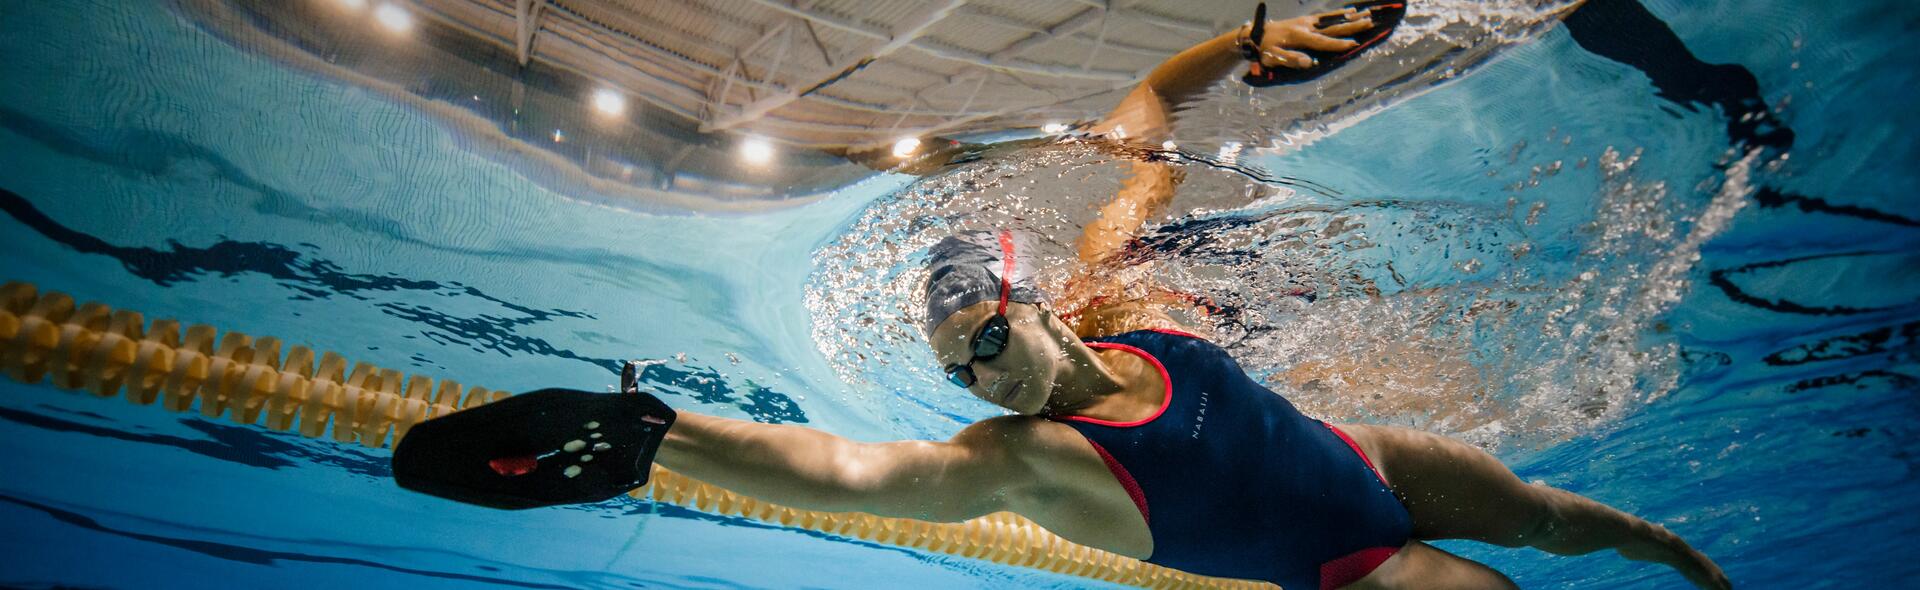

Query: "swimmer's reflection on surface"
<box><xmin>409</xmin><ymin>4</ymin><xmax>1736</xmax><ymax>589</ymax></box>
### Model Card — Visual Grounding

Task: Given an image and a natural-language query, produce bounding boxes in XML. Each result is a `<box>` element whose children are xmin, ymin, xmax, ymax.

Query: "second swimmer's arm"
<box><xmin>656</xmin><ymin>411</ymin><xmax>1028</xmax><ymax>523</ymax></box>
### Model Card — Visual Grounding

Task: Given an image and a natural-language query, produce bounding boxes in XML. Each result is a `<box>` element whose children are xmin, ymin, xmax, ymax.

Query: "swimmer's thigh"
<box><xmin>1338</xmin><ymin>424</ymin><xmax>1550</xmax><ymax>546</ymax></box>
<box><xmin>1342</xmin><ymin>540</ymin><xmax>1516</xmax><ymax>590</ymax></box>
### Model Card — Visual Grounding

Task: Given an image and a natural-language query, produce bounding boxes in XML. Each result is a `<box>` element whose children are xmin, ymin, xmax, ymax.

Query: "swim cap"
<box><xmin>922</xmin><ymin>230</ymin><xmax>1048</xmax><ymax>338</ymax></box>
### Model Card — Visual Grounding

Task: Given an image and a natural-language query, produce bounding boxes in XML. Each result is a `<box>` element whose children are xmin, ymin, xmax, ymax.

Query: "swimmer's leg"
<box><xmin>1343</xmin><ymin>540</ymin><xmax>1516</xmax><ymax>590</ymax></box>
<box><xmin>1341</xmin><ymin>424</ymin><xmax>1733</xmax><ymax>590</ymax></box>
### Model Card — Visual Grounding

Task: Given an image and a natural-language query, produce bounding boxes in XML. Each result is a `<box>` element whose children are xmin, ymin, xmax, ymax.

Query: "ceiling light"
<box><xmin>740</xmin><ymin>136</ymin><xmax>775</xmax><ymax>165</ymax></box>
<box><xmin>374</xmin><ymin>4</ymin><xmax>412</xmax><ymax>33</ymax></box>
<box><xmin>1042</xmin><ymin>122</ymin><xmax>1067</xmax><ymax>134</ymax></box>
<box><xmin>891</xmin><ymin>137</ymin><xmax>921</xmax><ymax>158</ymax></box>
<box><xmin>1161</xmin><ymin>140</ymin><xmax>1178</xmax><ymax>150</ymax></box>
<box><xmin>591</xmin><ymin>88</ymin><xmax>626</xmax><ymax>116</ymax></box>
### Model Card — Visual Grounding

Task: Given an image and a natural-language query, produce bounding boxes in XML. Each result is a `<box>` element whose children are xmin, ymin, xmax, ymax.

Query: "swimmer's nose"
<box><xmin>488</xmin><ymin>454</ymin><xmax>539</xmax><ymax>477</ymax></box>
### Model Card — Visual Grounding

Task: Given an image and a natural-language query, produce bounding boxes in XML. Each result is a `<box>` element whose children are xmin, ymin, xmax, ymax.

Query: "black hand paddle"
<box><xmin>1240</xmin><ymin>1</ymin><xmax>1408</xmax><ymax>88</ymax></box>
<box><xmin>392</xmin><ymin>365</ymin><xmax>676</xmax><ymax>510</ymax></box>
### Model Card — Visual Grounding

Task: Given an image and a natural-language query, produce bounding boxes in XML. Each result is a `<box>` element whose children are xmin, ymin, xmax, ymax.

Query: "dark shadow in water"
<box><xmin>1754</xmin><ymin>188</ymin><xmax>1919</xmax><ymax>228</ymax></box>
<box><xmin>0</xmin><ymin>494</ymin><xmax>576</xmax><ymax>589</ymax></box>
<box><xmin>638</xmin><ymin>364</ymin><xmax>807</xmax><ymax>424</ymax></box>
<box><xmin>0</xmin><ymin>404</ymin><xmax>390</xmax><ymax>477</ymax></box>
<box><xmin>1708</xmin><ymin>251</ymin><xmax>1916</xmax><ymax>316</ymax></box>
<box><xmin>0</xmin><ymin>183</ymin><xmax>615</xmax><ymax>371</ymax></box>
<box><xmin>1765</xmin><ymin>321</ymin><xmax>1920</xmax><ymax>367</ymax></box>
<box><xmin>1785</xmin><ymin>370</ymin><xmax>1918</xmax><ymax>395</ymax></box>
<box><xmin>0</xmin><ymin>186</ymin><xmax>808</xmax><ymax>423</ymax></box>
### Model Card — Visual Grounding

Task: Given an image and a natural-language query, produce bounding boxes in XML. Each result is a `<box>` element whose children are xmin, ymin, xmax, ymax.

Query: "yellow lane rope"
<box><xmin>0</xmin><ymin>282</ymin><xmax>1271</xmax><ymax>590</ymax></box>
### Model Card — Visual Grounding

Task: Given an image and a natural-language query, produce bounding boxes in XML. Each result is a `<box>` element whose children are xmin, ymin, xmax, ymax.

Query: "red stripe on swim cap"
<box><xmin>997</xmin><ymin>230</ymin><xmax>1015</xmax><ymax>315</ymax></box>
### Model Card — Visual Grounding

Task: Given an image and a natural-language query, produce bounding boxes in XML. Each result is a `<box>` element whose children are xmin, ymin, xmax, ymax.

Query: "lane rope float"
<box><xmin>0</xmin><ymin>281</ymin><xmax>1272</xmax><ymax>590</ymax></box>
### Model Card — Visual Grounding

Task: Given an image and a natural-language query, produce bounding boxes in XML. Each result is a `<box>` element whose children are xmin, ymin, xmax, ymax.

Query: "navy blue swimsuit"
<box><xmin>1048</xmin><ymin>330</ymin><xmax>1411</xmax><ymax>590</ymax></box>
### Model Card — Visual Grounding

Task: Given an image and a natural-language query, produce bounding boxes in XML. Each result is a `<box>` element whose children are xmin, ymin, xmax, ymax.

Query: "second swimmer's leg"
<box><xmin>1340</xmin><ymin>425</ymin><xmax>1731</xmax><ymax>590</ymax></box>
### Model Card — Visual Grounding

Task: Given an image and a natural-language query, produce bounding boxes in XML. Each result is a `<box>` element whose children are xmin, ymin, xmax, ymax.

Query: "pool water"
<box><xmin>2</xmin><ymin>0</ymin><xmax>1915</xmax><ymax>588</ymax></box>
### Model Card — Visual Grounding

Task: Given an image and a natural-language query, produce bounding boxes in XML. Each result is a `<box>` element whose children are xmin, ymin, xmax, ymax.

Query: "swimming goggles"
<box><xmin>943</xmin><ymin>230</ymin><xmax>1021</xmax><ymax>389</ymax></box>
<box><xmin>944</xmin><ymin>313</ymin><xmax>1010</xmax><ymax>388</ymax></box>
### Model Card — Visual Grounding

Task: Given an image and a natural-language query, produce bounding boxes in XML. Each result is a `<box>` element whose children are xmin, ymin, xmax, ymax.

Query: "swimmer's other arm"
<box><xmin>656</xmin><ymin>412</ymin><xmax>1033</xmax><ymax>523</ymax></box>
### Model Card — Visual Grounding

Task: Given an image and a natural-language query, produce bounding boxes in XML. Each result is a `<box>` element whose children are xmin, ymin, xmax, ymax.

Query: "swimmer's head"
<box><xmin>923</xmin><ymin>230</ymin><xmax>1071</xmax><ymax>414</ymax></box>
<box><xmin>921</xmin><ymin>230</ymin><xmax>1047</xmax><ymax>338</ymax></box>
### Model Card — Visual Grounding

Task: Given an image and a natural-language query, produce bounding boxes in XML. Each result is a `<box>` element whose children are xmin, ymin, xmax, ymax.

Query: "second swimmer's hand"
<box><xmin>1242</xmin><ymin>9</ymin><xmax>1378</xmax><ymax>71</ymax></box>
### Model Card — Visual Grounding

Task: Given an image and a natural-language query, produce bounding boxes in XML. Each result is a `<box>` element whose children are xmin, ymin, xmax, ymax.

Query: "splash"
<box><xmin>805</xmin><ymin>140</ymin><xmax>1760</xmax><ymax>446</ymax></box>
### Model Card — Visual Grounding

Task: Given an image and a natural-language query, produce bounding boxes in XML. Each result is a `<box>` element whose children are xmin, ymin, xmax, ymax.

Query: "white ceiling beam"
<box><xmin>537</xmin><ymin>10</ymin><xmax>960</xmax><ymax>120</ymax></box>
<box><xmin>544</xmin><ymin>4</ymin><xmax>935</xmax><ymax>120</ymax></box>
<box><xmin>742</xmin><ymin>0</ymin><xmax>1137</xmax><ymax>81</ymax></box>
<box><xmin>540</xmin><ymin>2</ymin><xmax>959</xmax><ymax>117</ymax></box>
<box><xmin>1116</xmin><ymin>8</ymin><xmax>1212</xmax><ymax>35</ymax></box>
<box><xmin>878</xmin><ymin>79</ymin><xmax>1133</xmax><ymax>145</ymax></box>
<box><xmin>747</xmin><ymin>0</ymin><xmax>884</xmax><ymax>40</ymax></box>
<box><xmin>537</xmin><ymin>19</ymin><xmax>706</xmax><ymax>120</ymax></box>
<box><xmin>703</xmin><ymin>0</ymin><xmax>967</xmax><ymax>132</ymax></box>
<box><xmin>514</xmin><ymin>0</ymin><xmax>546</xmax><ymax>66</ymax></box>
<box><xmin>988</xmin><ymin>5</ymin><xmax>1104</xmax><ymax>61</ymax></box>
<box><xmin>541</xmin><ymin>2</ymin><xmax>928</xmax><ymax>120</ymax></box>
<box><xmin>971</xmin><ymin>0</ymin><xmax>1212</xmax><ymax>37</ymax></box>
<box><xmin>955</xmin><ymin>5</ymin><xmax>1170</xmax><ymax>56</ymax></box>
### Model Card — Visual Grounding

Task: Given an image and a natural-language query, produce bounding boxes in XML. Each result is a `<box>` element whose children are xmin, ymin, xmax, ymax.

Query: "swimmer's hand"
<box><xmin>1239</xmin><ymin>7</ymin><xmax>1379</xmax><ymax>71</ymax></box>
<box><xmin>392</xmin><ymin>386</ymin><xmax>676</xmax><ymax>509</ymax></box>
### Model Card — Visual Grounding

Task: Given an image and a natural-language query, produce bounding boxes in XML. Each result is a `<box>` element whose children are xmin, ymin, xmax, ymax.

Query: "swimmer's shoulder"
<box><xmin>959</xmin><ymin>415</ymin><xmax>1141</xmax><ymax>515</ymax></box>
<box><xmin>958</xmin><ymin>416</ymin><xmax>1109</xmax><ymax>476</ymax></box>
<box><xmin>958</xmin><ymin>415</ymin><xmax>1093</xmax><ymax>457</ymax></box>
<box><xmin>960</xmin><ymin>415</ymin><xmax>1156</xmax><ymax>555</ymax></box>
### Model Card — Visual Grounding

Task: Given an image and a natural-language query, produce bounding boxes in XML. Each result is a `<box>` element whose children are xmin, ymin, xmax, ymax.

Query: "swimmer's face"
<box><xmin>930</xmin><ymin>301</ymin><xmax>1062</xmax><ymax>415</ymax></box>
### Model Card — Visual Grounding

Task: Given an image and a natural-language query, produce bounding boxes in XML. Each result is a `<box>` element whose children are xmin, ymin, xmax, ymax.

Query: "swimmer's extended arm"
<box><xmin>657</xmin><ymin>412</ymin><xmax>1033</xmax><ymax>523</ymax></box>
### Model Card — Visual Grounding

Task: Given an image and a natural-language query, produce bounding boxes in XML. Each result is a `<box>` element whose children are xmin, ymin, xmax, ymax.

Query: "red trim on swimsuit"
<box><xmin>1318</xmin><ymin>423</ymin><xmax>1400</xmax><ymax>588</ymax></box>
<box><xmin>1053</xmin><ymin>342</ymin><xmax>1172</xmax><ymax>427</ymax></box>
<box><xmin>1320</xmin><ymin>546</ymin><xmax>1399</xmax><ymax>590</ymax></box>
<box><xmin>995</xmin><ymin>230</ymin><xmax>1015</xmax><ymax>315</ymax></box>
<box><xmin>1083</xmin><ymin>438</ymin><xmax>1150</xmax><ymax>526</ymax></box>
<box><xmin>1323</xmin><ymin>422</ymin><xmax>1390</xmax><ymax>488</ymax></box>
